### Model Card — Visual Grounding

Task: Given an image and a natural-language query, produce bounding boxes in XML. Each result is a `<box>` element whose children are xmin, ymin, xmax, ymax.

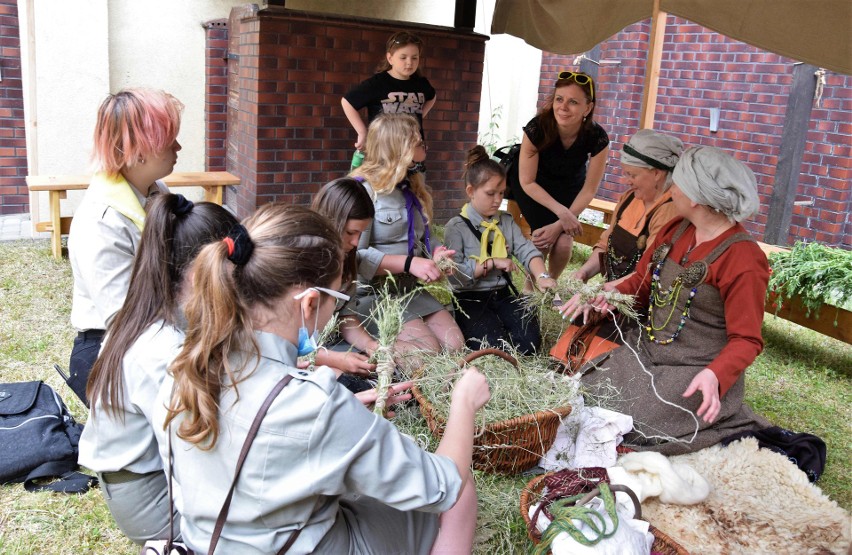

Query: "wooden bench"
<box><xmin>26</xmin><ymin>171</ymin><xmax>240</xmax><ymax>259</ymax></box>
<box><xmin>513</xmin><ymin>196</ymin><xmax>851</xmax><ymax>344</ymax></box>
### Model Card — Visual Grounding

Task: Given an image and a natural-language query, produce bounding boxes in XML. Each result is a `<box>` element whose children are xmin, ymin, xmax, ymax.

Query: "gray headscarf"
<box><xmin>620</xmin><ymin>129</ymin><xmax>684</xmax><ymax>190</ymax></box>
<box><xmin>672</xmin><ymin>146</ymin><xmax>760</xmax><ymax>222</ymax></box>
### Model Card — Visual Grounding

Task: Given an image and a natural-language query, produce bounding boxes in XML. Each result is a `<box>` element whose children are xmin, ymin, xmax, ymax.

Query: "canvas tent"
<box><xmin>492</xmin><ymin>0</ymin><xmax>852</xmax><ymax>76</ymax></box>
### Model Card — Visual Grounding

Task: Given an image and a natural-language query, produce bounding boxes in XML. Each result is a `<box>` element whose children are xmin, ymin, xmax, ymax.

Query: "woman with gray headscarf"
<box><xmin>573</xmin><ymin>129</ymin><xmax>683</xmax><ymax>284</ymax></box>
<box><xmin>560</xmin><ymin>146</ymin><xmax>771</xmax><ymax>455</ymax></box>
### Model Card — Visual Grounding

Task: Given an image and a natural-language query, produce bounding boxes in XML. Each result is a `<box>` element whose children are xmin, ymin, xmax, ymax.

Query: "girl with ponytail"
<box><xmin>158</xmin><ymin>203</ymin><xmax>490</xmax><ymax>555</ymax></box>
<box><xmin>444</xmin><ymin>145</ymin><xmax>556</xmax><ymax>354</ymax></box>
<box><xmin>79</xmin><ymin>193</ymin><xmax>237</xmax><ymax>544</ymax></box>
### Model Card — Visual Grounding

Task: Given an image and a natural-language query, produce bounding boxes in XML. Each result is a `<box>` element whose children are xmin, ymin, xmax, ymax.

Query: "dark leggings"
<box><xmin>67</xmin><ymin>329</ymin><xmax>105</xmax><ymax>407</ymax></box>
<box><xmin>454</xmin><ymin>286</ymin><xmax>541</xmax><ymax>355</ymax></box>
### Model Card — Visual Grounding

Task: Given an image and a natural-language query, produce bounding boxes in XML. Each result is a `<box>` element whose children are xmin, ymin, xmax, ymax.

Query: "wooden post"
<box><xmin>639</xmin><ymin>0</ymin><xmax>667</xmax><ymax>129</ymax></box>
<box><xmin>454</xmin><ymin>0</ymin><xmax>476</xmax><ymax>30</ymax></box>
<box><xmin>764</xmin><ymin>63</ymin><xmax>818</xmax><ymax>246</ymax></box>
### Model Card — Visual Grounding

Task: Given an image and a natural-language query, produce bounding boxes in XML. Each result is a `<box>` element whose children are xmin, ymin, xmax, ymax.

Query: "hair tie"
<box><xmin>622</xmin><ymin>143</ymin><xmax>675</xmax><ymax>172</ymax></box>
<box><xmin>173</xmin><ymin>194</ymin><xmax>194</xmax><ymax>216</ymax></box>
<box><xmin>223</xmin><ymin>224</ymin><xmax>254</xmax><ymax>266</ymax></box>
<box><xmin>353</xmin><ymin>176</ymin><xmax>365</xmax><ymax>183</ymax></box>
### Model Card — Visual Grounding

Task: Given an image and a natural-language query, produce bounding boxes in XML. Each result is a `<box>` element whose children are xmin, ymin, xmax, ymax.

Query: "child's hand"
<box><xmin>431</xmin><ymin>245</ymin><xmax>455</xmax><ymax>264</ymax></box>
<box><xmin>409</xmin><ymin>257</ymin><xmax>443</xmax><ymax>283</ymax></box>
<box><xmin>491</xmin><ymin>258</ymin><xmax>517</xmax><ymax>273</ymax></box>
<box><xmin>451</xmin><ymin>367</ymin><xmax>491</xmax><ymax>412</ymax></box>
<box><xmin>356</xmin><ymin>381</ymin><xmax>413</xmax><ymax>418</ymax></box>
<box><xmin>337</xmin><ymin>351</ymin><xmax>376</xmax><ymax>376</ymax></box>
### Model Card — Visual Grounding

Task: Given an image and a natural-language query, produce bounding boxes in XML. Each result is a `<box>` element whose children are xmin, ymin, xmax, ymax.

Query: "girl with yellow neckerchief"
<box><xmin>444</xmin><ymin>146</ymin><xmax>556</xmax><ymax>354</ymax></box>
<box><xmin>66</xmin><ymin>88</ymin><xmax>183</xmax><ymax>406</ymax></box>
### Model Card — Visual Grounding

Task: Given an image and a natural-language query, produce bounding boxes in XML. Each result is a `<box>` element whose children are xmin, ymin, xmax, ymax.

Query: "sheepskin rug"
<box><xmin>640</xmin><ymin>437</ymin><xmax>850</xmax><ymax>554</ymax></box>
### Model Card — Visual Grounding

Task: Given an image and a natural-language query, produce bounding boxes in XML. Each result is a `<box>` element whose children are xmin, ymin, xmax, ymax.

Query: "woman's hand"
<box><xmin>531</xmin><ymin>222</ymin><xmax>563</xmax><ymax>251</ymax></box>
<box><xmin>355</xmin><ymin>381</ymin><xmax>413</xmax><ymax>418</ymax></box>
<box><xmin>683</xmin><ymin>368</ymin><xmax>721</xmax><ymax>423</ymax></box>
<box><xmin>354</xmin><ymin>133</ymin><xmax>366</xmax><ymax>151</ymax></box>
<box><xmin>451</xmin><ymin>367</ymin><xmax>491</xmax><ymax>412</ymax></box>
<box><xmin>558</xmin><ymin>209</ymin><xmax>583</xmax><ymax>236</ymax></box>
<box><xmin>409</xmin><ymin>257</ymin><xmax>443</xmax><ymax>283</ymax></box>
<box><xmin>558</xmin><ymin>293</ymin><xmax>614</xmax><ymax>324</ymax></box>
<box><xmin>536</xmin><ymin>276</ymin><xmax>557</xmax><ymax>290</ymax></box>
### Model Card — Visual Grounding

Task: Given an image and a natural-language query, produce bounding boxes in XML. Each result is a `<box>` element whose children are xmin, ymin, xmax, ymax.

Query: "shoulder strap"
<box><xmin>639</xmin><ymin>197</ymin><xmax>672</xmax><ymax>237</ymax></box>
<box><xmin>669</xmin><ymin>219</ymin><xmax>691</xmax><ymax>244</ymax></box>
<box><xmin>701</xmin><ymin>232</ymin><xmax>755</xmax><ymax>265</ymax></box>
<box><xmin>208</xmin><ymin>374</ymin><xmax>298</xmax><ymax>555</ymax></box>
<box><xmin>614</xmin><ymin>191</ymin><xmax>635</xmax><ymax>222</ymax></box>
<box><xmin>459</xmin><ymin>216</ymin><xmax>519</xmax><ymax>297</ymax></box>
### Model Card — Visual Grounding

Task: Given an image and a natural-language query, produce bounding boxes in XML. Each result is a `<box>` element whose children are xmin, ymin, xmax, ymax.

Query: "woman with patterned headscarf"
<box><xmin>560</xmin><ymin>146</ymin><xmax>771</xmax><ymax>455</ymax></box>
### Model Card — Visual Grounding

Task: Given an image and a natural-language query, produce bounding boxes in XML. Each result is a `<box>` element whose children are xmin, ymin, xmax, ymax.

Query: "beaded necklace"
<box><xmin>605</xmin><ymin>236</ymin><xmax>644</xmax><ymax>281</ymax></box>
<box><xmin>644</xmin><ymin>243</ymin><xmax>709</xmax><ymax>345</ymax></box>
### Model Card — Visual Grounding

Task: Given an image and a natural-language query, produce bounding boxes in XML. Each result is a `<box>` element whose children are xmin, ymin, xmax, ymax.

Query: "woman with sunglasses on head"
<box><xmin>157</xmin><ymin>203</ymin><xmax>489</xmax><ymax>554</ymax></box>
<box><xmin>66</xmin><ymin>88</ymin><xmax>183</xmax><ymax>406</ymax></box>
<box><xmin>508</xmin><ymin>71</ymin><xmax>610</xmax><ymax>283</ymax></box>
<box><xmin>79</xmin><ymin>193</ymin><xmax>237</xmax><ymax>544</ymax></box>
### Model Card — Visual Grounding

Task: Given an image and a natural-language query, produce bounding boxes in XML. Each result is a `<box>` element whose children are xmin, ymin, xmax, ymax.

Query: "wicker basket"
<box><xmin>411</xmin><ymin>348</ymin><xmax>572</xmax><ymax>475</ymax></box>
<box><xmin>520</xmin><ymin>472</ymin><xmax>689</xmax><ymax>555</ymax></box>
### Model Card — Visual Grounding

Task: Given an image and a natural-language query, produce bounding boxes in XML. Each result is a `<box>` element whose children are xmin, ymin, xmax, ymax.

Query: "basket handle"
<box><xmin>575</xmin><ymin>484</ymin><xmax>642</xmax><ymax>520</ymax></box>
<box><xmin>459</xmin><ymin>348</ymin><xmax>519</xmax><ymax>370</ymax></box>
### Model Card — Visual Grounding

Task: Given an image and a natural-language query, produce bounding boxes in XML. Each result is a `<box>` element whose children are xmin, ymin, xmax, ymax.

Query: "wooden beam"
<box><xmin>639</xmin><ymin>0</ymin><xmax>667</xmax><ymax>129</ymax></box>
<box><xmin>454</xmin><ymin>0</ymin><xmax>476</xmax><ymax>30</ymax></box>
<box><xmin>763</xmin><ymin>63</ymin><xmax>818</xmax><ymax>246</ymax></box>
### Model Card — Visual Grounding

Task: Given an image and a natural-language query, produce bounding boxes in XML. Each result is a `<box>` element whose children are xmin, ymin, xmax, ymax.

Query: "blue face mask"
<box><xmin>295</xmin><ymin>297</ymin><xmax>321</xmax><ymax>357</ymax></box>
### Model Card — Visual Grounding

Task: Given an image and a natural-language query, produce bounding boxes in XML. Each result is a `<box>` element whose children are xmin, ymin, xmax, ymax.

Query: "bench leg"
<box><xmin>49</xmin><ymin>191</ymin><xmax>62</xmax><ymax>259</ymax></box>
<box><xmin>203</xmin><ymin>186</ymin><xmax>224</xmax><ymax>205</ymax></box>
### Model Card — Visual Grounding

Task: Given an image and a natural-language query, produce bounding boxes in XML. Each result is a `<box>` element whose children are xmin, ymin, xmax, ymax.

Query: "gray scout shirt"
<box><xmin>444</xmin><ymin>206</ymin><xmax>542</xmax><ymax>292</ymax></box>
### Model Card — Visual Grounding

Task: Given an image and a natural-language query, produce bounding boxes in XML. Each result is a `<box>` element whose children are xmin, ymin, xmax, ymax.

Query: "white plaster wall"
<box><xmin>474</xmin><ymin>0</ymin><xmax>541</xmax><ymax>149</ymax></box>
<box><xmin>286</xmin><ymin>0</ymin><xmax>453</xmax><ymax>26</ymax></box>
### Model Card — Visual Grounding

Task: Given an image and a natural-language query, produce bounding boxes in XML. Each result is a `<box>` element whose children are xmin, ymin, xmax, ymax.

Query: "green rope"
<box><xmin>533</xmin><ymin>482</ymin><xmax>619</xmax><ymax>555</ymax></box>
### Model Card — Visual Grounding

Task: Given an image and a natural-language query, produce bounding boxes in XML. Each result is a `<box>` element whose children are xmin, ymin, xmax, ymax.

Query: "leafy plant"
<box><xmin>767</xmin><ymin>241</ymin><xmax>852</xmax><ymax>324</ymax></box>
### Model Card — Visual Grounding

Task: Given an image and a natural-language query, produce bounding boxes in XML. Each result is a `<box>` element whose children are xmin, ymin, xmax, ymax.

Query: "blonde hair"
<box><xmin>165</xmin><ymin>204</ymin><xmax>342</xmax><ymax>449</ymax></box>
<box><xmin>351</xmin><ymin>114</ymin><xmax>433</xmax><ymax>221</ymax></box>
<box><xmin>91</xmin><ymin>88</ymin><xmax>184</xmax><ymax>177</ymax></box>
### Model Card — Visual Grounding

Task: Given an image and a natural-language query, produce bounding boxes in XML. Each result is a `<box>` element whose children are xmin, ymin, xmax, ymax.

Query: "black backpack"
<box><xmin>0</xmin><ymin>381</ymin><xmax>97</xmax><ymax>493</ymax></box>
<box><xmin>492</xmin><ymin>143</ymin><xmax>521</xmax><ymax>199</ymax></box>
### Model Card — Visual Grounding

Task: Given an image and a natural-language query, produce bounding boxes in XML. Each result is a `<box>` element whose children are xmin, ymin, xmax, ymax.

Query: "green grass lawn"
<box><xmin>0</xmin><ymin>239</ymin><xmax>849</xmax><ymax>554</ymax></box>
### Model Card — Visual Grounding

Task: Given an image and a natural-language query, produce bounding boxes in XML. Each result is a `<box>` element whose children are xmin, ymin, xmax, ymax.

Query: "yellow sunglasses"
<box><xmin>557</xmin><ymin>71</ymin><xmax>594</xmax><ymax>101</ymax></box>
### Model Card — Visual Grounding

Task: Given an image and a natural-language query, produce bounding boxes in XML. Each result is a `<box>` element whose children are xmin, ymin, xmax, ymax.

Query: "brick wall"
<box><xmin>223</xmin><ymin>6</ymin><xmax>487</xmax><ymax>223</ymax></box>
<box><xmin>204</xmin><ymin>19</ymin><xmax>229</xmax><ymax>172</ymax></box>
<box><xmin>539</xmin><ymin>18</ymin><xmax>851</xmax><ymax>249</ymax></box>
<box><xmin>0</xmin><ymin>0</ymin><xmax>28</xmax><ymax>215</ymax></box>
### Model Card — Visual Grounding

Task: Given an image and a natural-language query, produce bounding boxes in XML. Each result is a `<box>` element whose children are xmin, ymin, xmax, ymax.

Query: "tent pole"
<box><xmin>639</xmin><ymin>0</ymin><xmax>667</xmax><ymax>129</ymax></box>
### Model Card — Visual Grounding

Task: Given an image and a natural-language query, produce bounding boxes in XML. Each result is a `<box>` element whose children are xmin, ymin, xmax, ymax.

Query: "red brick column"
<box><xmin>204</xmin><ymin>19</ymin><xmax>229</xmax><ymax>172</ymax></box>
<box><xmin>224</xmin><ymin>6</ymin><xmax>487</xmax><ymax>223</ymax></box>
<box><xmin>0</xmin><ymin>0</ymin><xmax>28</xmax><ymax>215</ymax></box>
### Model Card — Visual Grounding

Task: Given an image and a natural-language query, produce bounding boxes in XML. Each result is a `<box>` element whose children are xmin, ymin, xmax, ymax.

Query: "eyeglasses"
<box><xmin>294</xmin><ymin>286</ymin><xmax>351</xmax><ymax>311</ymax></box>
<box><xmin>557</xmin><ymin>71</ymin><xmax>594</xmax><ymax>101</ymax></box>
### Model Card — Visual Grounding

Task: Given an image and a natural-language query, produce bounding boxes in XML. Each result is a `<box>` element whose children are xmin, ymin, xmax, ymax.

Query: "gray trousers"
<box><xmin>98</xmin><ymin>470</ymin><xmax>181</xmax><ymax>544</ymax></box>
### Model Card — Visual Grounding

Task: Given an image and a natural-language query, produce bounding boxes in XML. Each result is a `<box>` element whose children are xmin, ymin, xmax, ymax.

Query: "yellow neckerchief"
<box><xmin>461</xmin><ymin>203</ymin><xmax>508</xmax><ymax>262</ymax></box>
<box><xmin>88</xmin><ymin>171</ymin><xmax>147</xmax><ymax>231</ymax></box>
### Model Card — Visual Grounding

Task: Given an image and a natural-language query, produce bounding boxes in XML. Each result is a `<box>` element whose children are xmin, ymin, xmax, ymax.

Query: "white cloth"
<box><xmin>69</xmin><ymin>179</ymin><xmax>168</xmax><ymax>330</ymax></box>
<box><xmin>155</xmin><ymin>331</ymin><xmax>461</xmax><ymax>555</ymax></box>
<box><xmin>607</xmin><ymin>451</ymin><xmax>710</xmax><ymax>505</ymax></box>
<box><xmin>529</xmin><ymin>496</ymin><xmax>654</xmax><ymax>555</ymax></box>
<box><xmin>78</xmin><ymin>321</ymin><xmax>183</xmax><ymax>474</ymax></box>
<box><xmin>672</xmin><ymin>146</ymin><xmax>759</xmax><ymax>222</ymax></box>
<box><xmin>541</xmin><ymin>396</ymin><xmax>634</xmax><ymax>471</ymax></box>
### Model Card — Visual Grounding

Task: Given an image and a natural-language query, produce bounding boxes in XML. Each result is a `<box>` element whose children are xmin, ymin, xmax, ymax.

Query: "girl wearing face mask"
<box><xmin>157</xmin><ymin>203</ymin><xmax>490</xmax><ymax>554</ymax></box>
<box><xmin>444</xmin><ymin>146</ymin><xmax>556</xmax><ymax>355</ymax></box>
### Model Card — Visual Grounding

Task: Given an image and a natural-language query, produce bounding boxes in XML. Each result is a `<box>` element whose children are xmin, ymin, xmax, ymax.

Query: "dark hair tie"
<box><xmin>223</xmin><ymin>224</ymin><xmax>254</xmax><ymax>266</ymax></box>
<box><xmin>623</xmin><ymin>143</ymin><xmax>675</xmax><ymax>172</ymax></box>
<box><xmin>173</xmin><ymin>194</ymin><xmax>194</xmax><ymax>216</ymax></box>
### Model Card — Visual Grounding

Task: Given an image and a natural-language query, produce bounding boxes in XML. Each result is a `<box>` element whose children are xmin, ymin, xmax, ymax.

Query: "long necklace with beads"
<box><xmin>645</xmin><ymin>259</ymin><xmax>698</xmax><ymax>344</ymax></box>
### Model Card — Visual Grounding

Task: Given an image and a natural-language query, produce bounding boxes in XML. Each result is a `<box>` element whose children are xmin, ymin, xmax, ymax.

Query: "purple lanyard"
<box><xmin>398</xmin><ymin>180</ymin><xmax>431</xmax><ymax>256</ymax></box>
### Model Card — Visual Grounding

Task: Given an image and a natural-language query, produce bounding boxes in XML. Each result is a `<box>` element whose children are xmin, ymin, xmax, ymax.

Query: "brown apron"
<box><xmin>600</xmin><ymin>192</ymin><xmax>672</xmax><ymax>281</ymax></box>
<box><xmin>582</xmin><ymin>221</ymin><xmax>769</xmax><ymax>455</ymax></box>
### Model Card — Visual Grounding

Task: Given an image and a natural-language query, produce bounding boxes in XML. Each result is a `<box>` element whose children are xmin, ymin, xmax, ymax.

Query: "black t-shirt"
<box><xmin>344</xmin><ymin>72</ymin><xmax>436</xmax><ymax>138</ymax></box>
<box><xmin>509</xmin><ymin>116</ymin><xmax>609</xmax><ymax>230</ymax></box>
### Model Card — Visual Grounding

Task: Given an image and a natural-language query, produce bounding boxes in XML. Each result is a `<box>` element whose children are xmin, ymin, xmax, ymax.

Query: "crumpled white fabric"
<box><xmin>541</xmin><ymin>397</ymin><xmax>634</xmax><ymax>470</ymax></box>
<box><xmin>529</xmin><ymin>494</ymin><xmax>654</xmax><ymax>555</ymax></box>
<box><xmin>607</xmin><ymin>451</ymin><xmax>710</xmax><ymax>505</ymax></box>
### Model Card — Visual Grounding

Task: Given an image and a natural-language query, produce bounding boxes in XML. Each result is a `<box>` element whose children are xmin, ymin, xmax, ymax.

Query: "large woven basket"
<box><xmin>411</xmin><ymin>348</ymin><xmax>572</xmax><ymax>475</ymax></box>
<box><xmin>520</xmin><ymin>472</ymin><xmax>689</xmax><ymax>555</ymax></box>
